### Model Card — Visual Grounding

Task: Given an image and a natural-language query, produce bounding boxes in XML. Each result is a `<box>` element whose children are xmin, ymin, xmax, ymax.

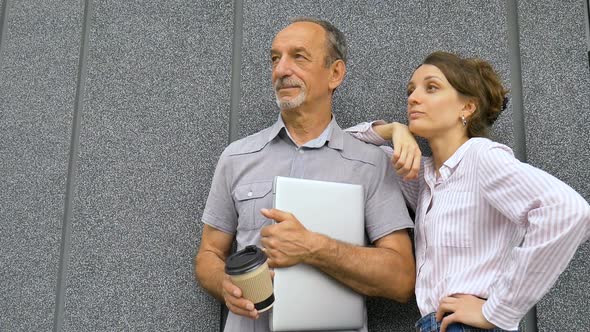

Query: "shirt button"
<box><xmin>247</xmin><ymin>191</ymin><xmax>253</xmax><ymax>197</ymax></box>
<box><xmin>299</xmin><ymin>149</ymin><xmax>304</xmax><ymax>154</ymax></box>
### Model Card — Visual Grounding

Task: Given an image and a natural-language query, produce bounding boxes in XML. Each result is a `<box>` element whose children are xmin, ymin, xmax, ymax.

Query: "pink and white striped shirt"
<box><xmin>346</xmin><ymin>122</ymin><xmax>590</xmax><ymax>330</ymax></box>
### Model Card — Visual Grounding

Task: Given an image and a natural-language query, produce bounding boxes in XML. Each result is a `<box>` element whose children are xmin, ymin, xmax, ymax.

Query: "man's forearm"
<box><xmin>195</xmin><ymin>251</ymin><xmax>227</xmax><ymax>302</ymax></box>
<box><xmin>303</xmin><ymin>232</ymin><xmax>415</xmax><ymax>302</ymax></box>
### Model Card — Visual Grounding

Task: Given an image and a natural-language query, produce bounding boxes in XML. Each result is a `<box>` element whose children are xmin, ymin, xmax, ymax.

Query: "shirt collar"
<box><xmin>442</xmin><ymin>138</ymin><xmax>477</xmax><ymax>170</ymax></box>
<box><xmin>267</xmin><ymin>114</ymin><xmax>343</xmax><ymax>150</ymax></box>
<box><xmin>424</xmin><ymin>138</ymin><xmax>477</xmax><ymax>184</ymax></box>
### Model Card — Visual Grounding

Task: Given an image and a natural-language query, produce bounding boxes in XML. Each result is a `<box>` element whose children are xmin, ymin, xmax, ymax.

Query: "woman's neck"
<box><xmin>428</xmin><ymin>132</ymin><xmax>470</xmax><ymax>171</ymax></box>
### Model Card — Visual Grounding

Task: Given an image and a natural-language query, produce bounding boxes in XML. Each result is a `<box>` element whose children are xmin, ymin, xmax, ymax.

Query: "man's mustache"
<box><xmin>274</xmin><ymin>78</ymin><xmax>304</xmax><ymax>91</ymax></box>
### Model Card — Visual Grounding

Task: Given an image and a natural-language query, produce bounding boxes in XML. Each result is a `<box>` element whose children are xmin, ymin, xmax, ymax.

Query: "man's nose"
<box><xmin>273</xmin><ymin>57</ymin><xmax>293</xmax><ymax>78</ymax></box>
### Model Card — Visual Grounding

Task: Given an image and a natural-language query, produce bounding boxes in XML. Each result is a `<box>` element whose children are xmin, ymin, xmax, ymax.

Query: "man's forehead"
<box><xmin>271</xmin><ymin>22</ymin><xmax>326</xmax><ymax>50</ymax></box>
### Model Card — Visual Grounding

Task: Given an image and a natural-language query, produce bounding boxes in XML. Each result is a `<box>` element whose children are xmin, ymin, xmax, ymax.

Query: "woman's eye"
<box><xmin>406</xmin><ymin>88</ymin><xmax>414</xmax><ymax>96</ymax></box>
<box><xmin>426</xmin><ymin>85</ymin><xmax>438</xmax><ymax>92</ymax></box>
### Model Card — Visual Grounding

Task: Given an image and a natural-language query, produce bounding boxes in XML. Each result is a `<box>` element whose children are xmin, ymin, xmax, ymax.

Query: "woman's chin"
<box><xmin>408</xmin><ymin>123</ymin><xmax>428</xmax><ymax>138</ymax></box>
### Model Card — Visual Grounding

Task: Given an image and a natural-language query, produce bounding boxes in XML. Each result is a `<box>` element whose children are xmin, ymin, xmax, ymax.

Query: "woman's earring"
<box><xmin>461</xmin><ymin>115</ymin><xmax>467</xmax><ymax>127</ymax></box>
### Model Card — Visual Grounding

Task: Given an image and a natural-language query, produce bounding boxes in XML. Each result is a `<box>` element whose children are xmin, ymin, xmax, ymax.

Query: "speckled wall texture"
<box><xmin>517</xmin><ymin>1</ymin><xmax>590</xmax><ymax>331</ymax></box>
<box><xmin>0</xmin><ymin>1</ymin><xmax>81</xmax><ymax>330</ymax></box>
<box><xmin>60</xmin><ymin>1</ymin><xmax>233</xmax><ymax>331</ymax></box>
<box><xmin>0</xmin><ymin>0</ymin><xmax>588</xmax><ymax>331</ymax></box>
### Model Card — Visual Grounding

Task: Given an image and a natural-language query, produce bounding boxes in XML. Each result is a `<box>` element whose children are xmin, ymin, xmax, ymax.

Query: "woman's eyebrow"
<box><xmin>423</xmin><ymin>75</ymin><xmax>444</xmax><ymax>82</ymax></box>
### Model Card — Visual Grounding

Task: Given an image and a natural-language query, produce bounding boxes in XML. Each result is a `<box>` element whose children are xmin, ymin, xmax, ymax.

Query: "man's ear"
<box><xmin>328</xmin><ymin>59</ymin><xmax>346</xmax><ymax>91</ymax></box>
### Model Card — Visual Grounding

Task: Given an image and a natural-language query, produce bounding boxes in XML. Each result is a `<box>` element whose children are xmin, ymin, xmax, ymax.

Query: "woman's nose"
<box><xmin>408</xmin><ymin>90</ymin><xmax>419</xmax><ymax>105</ymax></box>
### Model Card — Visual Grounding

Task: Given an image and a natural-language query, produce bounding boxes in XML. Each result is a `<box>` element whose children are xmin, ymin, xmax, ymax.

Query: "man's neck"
<box><xmin>281</xmin><ymin>103</ymin><xmax>332</xmax><ymax>146</ymax></box>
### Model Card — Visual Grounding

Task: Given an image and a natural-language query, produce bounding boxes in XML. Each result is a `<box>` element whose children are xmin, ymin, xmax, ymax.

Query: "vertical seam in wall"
<box><xmin>506</xmin><ymin>0</ymin><xmax>528</xmax><ymax>162</ymax></box>
<box><xmin>0</xmin><ymin>0</ymin><xmax>9</xmax><ymax>64</ymax></box>
<box><xmin>584</xmin><ymin>0</ymin><xmax>590</xmax><ymax>71</ymax></box>
<box><xmin>220</xmin><ymin>1</ymin><xmax>244</xmax><ymax>331</ymax></box>
<box><xmin>53</xmin><ymin>0</ymin><xmax>92</xmax><ymax>331</ymax></box>
<box><xmin>228</xmin><ymin>0</ymin><xmax>243</xmax><ymax>144</ymax></box>
<box><xmin>506</xmin><ymin>1</ymin><xmax>535</xmax><ymax>331</ymax></box>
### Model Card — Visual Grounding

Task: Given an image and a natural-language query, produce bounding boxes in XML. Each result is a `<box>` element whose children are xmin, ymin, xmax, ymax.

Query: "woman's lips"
<box><xmin>408</xmin><ymin>110</ymin><xmax>425</xmax><ymax>120</ymax></box>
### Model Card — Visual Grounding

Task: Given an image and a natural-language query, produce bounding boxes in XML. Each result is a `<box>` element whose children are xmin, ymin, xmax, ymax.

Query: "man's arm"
<box><xmin>260</xmin><ymin>209</ymin><xmax>415</xmax><ymax>302</ymax></box>
<box><xmin>195</xmin><ymin>224</ymin><xmax>259</xmax><ymax>319</ymax></box>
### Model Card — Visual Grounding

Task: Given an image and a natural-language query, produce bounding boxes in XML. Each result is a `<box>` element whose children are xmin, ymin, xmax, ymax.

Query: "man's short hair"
<box><xmin>290</xmin><ymin>17</ymin><xmax>348</xmax><ymax>67</ymax></box>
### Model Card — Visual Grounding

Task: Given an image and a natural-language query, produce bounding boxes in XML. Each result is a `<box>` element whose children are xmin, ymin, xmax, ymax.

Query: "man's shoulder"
<box><xmin>340</xmin><ymin>131</ymin><xmax>389</xmax><ymax>166</ymax></box>
<box><xmin>222</xmin><ymin>126</ymin><xmax>274</xmax><ymax>157</ymax></box>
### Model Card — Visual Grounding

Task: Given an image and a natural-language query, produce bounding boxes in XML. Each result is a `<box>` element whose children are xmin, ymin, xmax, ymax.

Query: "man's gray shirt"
<box><xmin>202</xmin><ymin>116</ymin><xmax>413</xmax><ymax>332</ymax></box>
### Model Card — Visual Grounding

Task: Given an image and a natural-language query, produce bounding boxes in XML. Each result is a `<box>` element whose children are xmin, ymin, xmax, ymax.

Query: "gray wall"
<box><xmin>0</xmin><ymin>0</ymin><xmax>587</xmax><ymax>331</ymax></box>
<box><xmin>518</xmin><ymin>1</ymin><xmax>590</xmax><ymax>331</ymax></box>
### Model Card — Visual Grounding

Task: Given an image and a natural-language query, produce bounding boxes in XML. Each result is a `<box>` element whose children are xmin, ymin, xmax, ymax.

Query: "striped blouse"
<box><xmin>345</xmin><ymin>122</ymin><xmax>590</xmax><ymax>330</ymax></box>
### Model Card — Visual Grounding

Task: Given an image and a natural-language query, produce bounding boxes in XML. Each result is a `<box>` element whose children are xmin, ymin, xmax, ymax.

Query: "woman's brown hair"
<box><xmin>422</xmin><ymin>51</ymin><xmax>509</xmax><ymax>138</ymax></box>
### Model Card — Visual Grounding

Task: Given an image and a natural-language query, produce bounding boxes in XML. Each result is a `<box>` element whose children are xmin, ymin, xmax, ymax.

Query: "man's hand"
<box><xmin>221</xmin><ymin>275</ymin><xmax>259</xmax><ymax>319</ymax></box>
<box><xmin>390</xmin><ymin>122</ymin><xmax>421</xmax><ymax>181</ymax></box>
<box><xmin>260</xmin><ymin>208</ymin><xmax>318</xmax><ymax>268</ymax></box>
<box><xmin>435</xmin><ymin>294</ymin><xmax>495</xmax><ymax>332</ymax></box>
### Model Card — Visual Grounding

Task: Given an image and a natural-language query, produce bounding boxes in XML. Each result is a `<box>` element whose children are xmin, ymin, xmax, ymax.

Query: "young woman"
<box><xmin>346</xmin><ymin>51</ymin><xmax>589</xmax><ymax>332</ymax></box>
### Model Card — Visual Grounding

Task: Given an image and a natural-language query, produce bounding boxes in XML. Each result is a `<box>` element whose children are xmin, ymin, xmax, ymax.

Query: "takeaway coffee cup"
<box><xmin>225</xmin><ymin>245</ymin><xmax>274</xmax><ymax>312</ymax></box>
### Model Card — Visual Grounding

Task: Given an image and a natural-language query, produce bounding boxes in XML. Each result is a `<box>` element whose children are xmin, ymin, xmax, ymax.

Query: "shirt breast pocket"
<box><xmin>432</xmin><ymin>191</ymin><xmax>477</xmax><ymax>248</ymax></box>
<box><xmin>233</xmin><ymin>181</ymin><xmax>274</xmax><ymax>231</ymax></box>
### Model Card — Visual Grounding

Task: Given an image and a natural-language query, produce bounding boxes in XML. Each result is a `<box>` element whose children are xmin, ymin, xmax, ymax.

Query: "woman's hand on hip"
<box><xmin>435</xmin><ymin>294</ymin><xmax>495</xmax><ymax>332</ymax></box>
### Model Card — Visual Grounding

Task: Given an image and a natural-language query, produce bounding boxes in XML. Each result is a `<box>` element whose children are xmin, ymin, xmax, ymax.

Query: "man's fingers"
<box><xmin>260</xmin><ymin>208</ymin><xmax>293</xmax><ymax>223</ymax></box>
<box><xmin>225</xmin><ymin>300</ymin><xmax>258</xmax><ymax>319</ymax></box>
<box><xmin>222</xmin><ymin>277</ymin><xmax>241</xmax><ymax>298</ymax></box>
<box><xmin>439</xmin><ymin>313</ymin><xmax>458</xmax><ymax>332</ymax></box>
<box><xmin>260</xmin><ymin>235</ymin><xmax>271</xmax><ymax>248</ymax></box>
<box><xmin>222</xmin><ymin>278</ymin><xmax>258</xmax><ymax>319</ymax></box>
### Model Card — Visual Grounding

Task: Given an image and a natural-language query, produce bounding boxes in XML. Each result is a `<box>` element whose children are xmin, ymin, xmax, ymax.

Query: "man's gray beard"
<box><xmin>275</xmin><ymin>90</ymin><xmax>306</xmax><ymax>110</ymax></box>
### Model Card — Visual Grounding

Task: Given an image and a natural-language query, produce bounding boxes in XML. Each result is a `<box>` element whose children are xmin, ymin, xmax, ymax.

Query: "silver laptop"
<box><xmin>270</xmin><ymin>176</ymin><xmax>366</xmax><ymax>332</ymax></box>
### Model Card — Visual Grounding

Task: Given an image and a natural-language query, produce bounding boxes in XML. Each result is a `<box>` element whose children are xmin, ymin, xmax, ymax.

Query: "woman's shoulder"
<box><xmin>468</xmin><ymin>137</ymin><xmax>515</xmax><ymax>158</ymax></box>
<box><xmin>462</xmin><ymin>137</ymin><xmax>522</xmax><ymax>176</ymax></box>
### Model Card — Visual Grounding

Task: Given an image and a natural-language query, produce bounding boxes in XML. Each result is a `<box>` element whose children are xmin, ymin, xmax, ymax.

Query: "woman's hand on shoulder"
<box><xmin>435</xmin><ymin>294</ymin><xmax>496</xmax><ymax>332</ymax></box>
<box><xmin>390</xmin><ymin>122</ymin><xmax>421</xmax><ymax>181</ymax></box>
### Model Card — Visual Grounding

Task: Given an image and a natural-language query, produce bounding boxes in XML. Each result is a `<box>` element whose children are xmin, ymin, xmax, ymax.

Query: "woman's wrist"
<box><xmin>372</xmin><ymin>122</ymin><xmax>395</xmax><ymax>141</ymax></box>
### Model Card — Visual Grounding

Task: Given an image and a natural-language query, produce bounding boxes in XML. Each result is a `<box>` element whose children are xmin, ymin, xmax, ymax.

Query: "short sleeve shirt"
<box><xmin>202</xmin><ymin>116</ymin><xmax>414</xmax><ymax>332</ymax></box>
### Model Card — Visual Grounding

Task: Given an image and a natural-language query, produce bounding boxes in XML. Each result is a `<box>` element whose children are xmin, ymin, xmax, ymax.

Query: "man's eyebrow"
<box><xmin>270</xmin><ymin>46</ymin><xmax>311</xmax><ymax>55</ymax></box>
<box><xmin>291</xmin><ymin>46</ymin><xmax>310</xmax><ymax>55</ymax></box>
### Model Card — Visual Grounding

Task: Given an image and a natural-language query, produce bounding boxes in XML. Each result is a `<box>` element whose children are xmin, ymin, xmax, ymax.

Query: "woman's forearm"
<box><xmin>372</xmin><ymin>122</ymin><xmax>395</xmax><ymax>140</ymax></box>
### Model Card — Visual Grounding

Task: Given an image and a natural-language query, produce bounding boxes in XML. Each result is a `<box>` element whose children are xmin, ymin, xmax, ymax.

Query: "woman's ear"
<box><xmin>462</xmin><ymin>99</ymin><xmax>477</xmax><ymax>119</ymax></box>
<box><xmin>328</xmin><ymin>59</ymin><xmax>346</xmax><ymax>91</ymax></box>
